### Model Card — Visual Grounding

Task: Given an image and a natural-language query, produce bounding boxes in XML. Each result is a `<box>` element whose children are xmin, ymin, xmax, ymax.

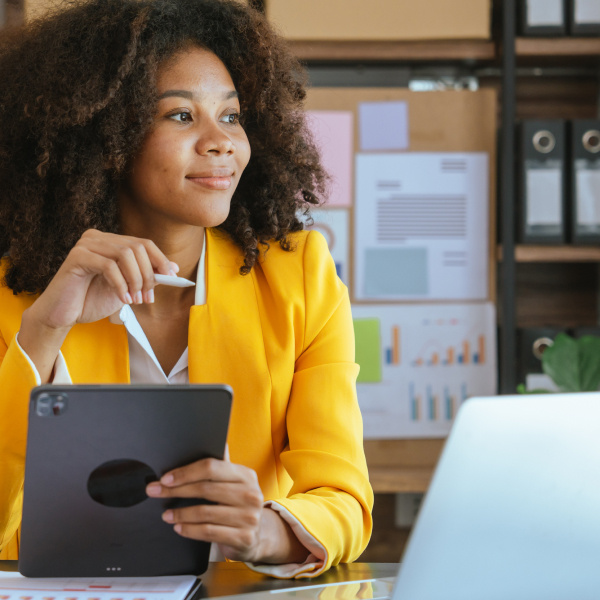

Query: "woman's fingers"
<box><xmin>67</xmin><ymin>245</ymin><xmax>132</xmax><ymax>305</ymax></box>
<box><xmin>145</xmin><ymin>458</ymin><xmax>266</xmax><ymax>561</ymax></box>
<box><xmin>75</xmin><ymin>230</ymin><xmax>177</xmax><ymax>303</ymax></box>
<box><xmin>25</xmin><ymin>228</ymin><xmax>182</xmax><ymax>336</ymax></box>
<box><xmin>162</xmin><ymin>503</ymin><xmax>260</xmax><ymax>530</ymax></box>
<box><xmin>146</xmin><ymin>459</ymin><xmax>263</xmax><ymax>507</ymax></box>
<box><xmin>147</xmin><ymin>479</ymin><xmax>264</xmax><ymax>507</ymax></box>
<box><xmin>170</xmin><ymin>522</ymin><xmax>260</xmax><ymax>558</ymax></box>
<box><xmin>160</xmin><ymin>458</ymin><xmax>257</xmax><ymax>488</ymax></box>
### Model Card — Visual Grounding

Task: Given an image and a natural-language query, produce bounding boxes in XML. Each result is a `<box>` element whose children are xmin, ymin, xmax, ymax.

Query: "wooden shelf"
<box><xmin>498</xmin><ymin>245</ymin><xmax>600</xmax><ymax>262</ymax></box>
<box><xmin>288</xmin><ymin>40</ymin><xmax>496</xmax><ymax>62</ymax></box>
<box><xmin>516</xmin><ymin>37</ymin><xmax>600</xmax><ymax>58</ymax></box>
<box><xmin>290</xmin><ymin>37</ymin><xmax>600</xmax><ymax>64</ymax></box>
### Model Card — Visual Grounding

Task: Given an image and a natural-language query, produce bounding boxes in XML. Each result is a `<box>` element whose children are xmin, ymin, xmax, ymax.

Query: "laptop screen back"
<box><xmin>393</xmin><ymin>393</ymin><xmax>600</xmax><ymax>600</ymax></box>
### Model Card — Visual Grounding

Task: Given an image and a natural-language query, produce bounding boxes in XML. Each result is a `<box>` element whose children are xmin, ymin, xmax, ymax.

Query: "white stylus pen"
<box><xmin>154</xmin><ymin>274</ymin><xmax>196</xmax><ymax>288</ymax></box>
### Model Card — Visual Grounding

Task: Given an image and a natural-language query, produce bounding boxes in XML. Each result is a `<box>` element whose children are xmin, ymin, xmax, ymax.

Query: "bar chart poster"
<box><xmin>352</xmin><ymin>302</ymin><xmax>497</xmax><ymax>438</ymax></box>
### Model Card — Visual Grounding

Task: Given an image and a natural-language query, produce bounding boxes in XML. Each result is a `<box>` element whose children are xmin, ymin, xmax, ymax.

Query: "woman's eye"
<box><xmin>169</xmin><ymin>111</ymin><xmax>193</xmax><ymax>123</ymax></box>
<box><xmin>221</xmin><ymin>112</ymin><xmax>241</xmax><ymax>125</ymax></box>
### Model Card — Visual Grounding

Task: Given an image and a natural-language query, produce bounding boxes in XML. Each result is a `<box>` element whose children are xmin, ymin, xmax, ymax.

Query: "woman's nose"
<box><xmin>195</xmin><ymin>122</ymin><xmax>235</xmax><ymax>156</ymax></box>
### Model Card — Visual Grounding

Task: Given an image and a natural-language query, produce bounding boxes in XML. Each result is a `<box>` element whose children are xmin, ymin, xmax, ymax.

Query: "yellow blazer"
<box><xmin>0</xmin><ymin>228</ymin><xmax>373</xmax><ymax>572</ymax></box>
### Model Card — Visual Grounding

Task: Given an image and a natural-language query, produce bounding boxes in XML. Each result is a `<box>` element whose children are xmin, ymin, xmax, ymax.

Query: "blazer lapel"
<box><xmin>188</xmin><ymin>229</ymin><xmax>273</xmax><ymax>465</ymax></box>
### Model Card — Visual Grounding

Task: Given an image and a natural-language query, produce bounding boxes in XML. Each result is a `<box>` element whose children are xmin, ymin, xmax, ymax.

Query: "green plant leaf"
<box><xmin>516</xmin><ymin>383</ymin><xmax>551</xmax><ymax>394</ymax></box>
<box><xmin>542</xmin><ymin>333</ymin><xmax>600</xmax><ymax>392</ymax></box>
<box><xmin>576</xmin><ymin>335</ymin><xmax>600</xmax><ymax>391</ymax></box>
<box><xmin>542</xmin><ymin>333</ymin><xmax>581</xmax><ymax>392</ymax></box>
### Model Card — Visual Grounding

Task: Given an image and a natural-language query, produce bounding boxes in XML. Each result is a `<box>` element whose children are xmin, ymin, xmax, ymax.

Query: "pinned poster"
<box><xmin>304</xmin><ymin>208</ymin><xmax>350</xmax><ymax>285</ymax></box>
<box><xmin>359</xmin><ymin>101</ymin><xmax>409</xmax><ymax>151</ymax></box>
<box><xmin>306</xmin><ymin>111</ymin><xmax>353</xmax><ymax>207</ymax></box>
<box><xmin>354</xmin><ymin>152</ymin><xmax>489</xmax><ymax>301</ymax></box>
<box><xmin>352</xmin><ymin>302</ymin><xmax>497</xmax><ymax>439</ymax></box>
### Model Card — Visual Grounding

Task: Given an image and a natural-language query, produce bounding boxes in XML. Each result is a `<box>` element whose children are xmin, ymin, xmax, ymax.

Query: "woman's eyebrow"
<box><xmin>157</xmin><ymin>89</ymin><xmax>239</xmax><ymax>101</ymax></box>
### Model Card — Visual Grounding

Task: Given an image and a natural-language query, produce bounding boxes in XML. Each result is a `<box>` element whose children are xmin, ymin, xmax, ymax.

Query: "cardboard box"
<box><xmin>266</xmin><ymin>0</ymin><xmax>491</xmax><ymax>41</ymax></box>
<box><xmin>25</xmin><ymin>0</ymin><xmax>249</xmax><ymax>21</ymax></box>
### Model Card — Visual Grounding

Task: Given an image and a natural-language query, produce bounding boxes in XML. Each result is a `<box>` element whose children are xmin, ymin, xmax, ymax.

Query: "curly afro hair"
<box><xmin>0</xmin><ymin>0</ymin><xmax>328</xmax><ymax>294</ymax></box>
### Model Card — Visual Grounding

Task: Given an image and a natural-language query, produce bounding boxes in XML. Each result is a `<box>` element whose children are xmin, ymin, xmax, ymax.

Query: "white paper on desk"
<box><xmin>0</xmin><ymin>572</ymin><xmax>198</xmax><ymax>600</ymax></box>
<box><xmin>352</xmin><ymin>302</ymin><xmax>497</xmax><ymax>439</ymax></box>
<box><xmin>354</xmin><ymin>152</ymin><xmax>489</xmax><ymax>301</ymax></box>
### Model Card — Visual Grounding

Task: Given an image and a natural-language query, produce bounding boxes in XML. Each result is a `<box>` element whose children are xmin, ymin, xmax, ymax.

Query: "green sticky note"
<box><xmin>353</xmin><ymin>318</ymin><xmax>382</xmax><ymax>383</ymax></box>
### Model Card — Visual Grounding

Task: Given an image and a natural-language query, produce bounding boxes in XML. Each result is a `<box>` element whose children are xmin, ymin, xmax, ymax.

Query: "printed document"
<box><xmin>354</xmin><ymin>152</ymin><xmax>489</xmax><ymax>301</ymax></box>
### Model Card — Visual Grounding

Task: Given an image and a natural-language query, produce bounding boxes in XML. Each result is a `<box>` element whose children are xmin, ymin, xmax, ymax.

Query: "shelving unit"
<box><xmin>288</xmin><ymin>40</ymin><xmax>496</xmax><ymax>62</ymax></box>
<box><xmin>499</xmin><ymin>245</ymin><xmax>600</xmax><ymax>262</ymax></box>
<box><xmin>288</xmin><ymin>37</ymin><xmax>600</xmax><ymax>64</ymax></box>
<box><xmin>516</xmin><ymin>37</ymin><xmax>600</xmax><ymax>58</ymax></box>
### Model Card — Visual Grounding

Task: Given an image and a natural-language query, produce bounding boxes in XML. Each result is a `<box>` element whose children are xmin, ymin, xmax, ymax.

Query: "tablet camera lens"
<box><xmin>35</xmin><ymin>394</ymin><xmax>52</xmax><ymax>417</ymax></box>
<box><xmin>35</xmin><ymin>392</ymin><xmax>68</xmax><ymax>417</ymax></box>
<box><xmin>52</xmin><ymin>395</ymin><xmax>67</xmax><ymax>415</ymax></box>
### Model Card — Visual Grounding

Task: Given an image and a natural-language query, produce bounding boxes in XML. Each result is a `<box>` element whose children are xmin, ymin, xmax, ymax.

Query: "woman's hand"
<box><xmin>29</xmin><ymin>229</ymin><xmax>176</xmax><ymax>329</ymax></box>
<box><xmin>146</xmin><ymin>459</ymin><xmax>309</xmax><ymax>565</ymax></box>
<box><xmin>19</xmin><ymin>229</ymin><xmax>176</xmax><ymax>382</ymax></box>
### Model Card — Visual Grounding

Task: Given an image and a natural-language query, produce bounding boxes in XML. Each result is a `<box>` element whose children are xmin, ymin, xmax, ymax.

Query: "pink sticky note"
<box><xmin>306</xmin><ymin>111</ymin><xmax>353</xmax><ymax>207</ymax></box>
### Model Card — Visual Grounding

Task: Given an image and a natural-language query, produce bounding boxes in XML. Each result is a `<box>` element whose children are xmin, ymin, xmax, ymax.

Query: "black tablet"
<box><xmin>19</xmin><ymin>384</ymin><xmax>232</xmax><ymax>578</ymax></box>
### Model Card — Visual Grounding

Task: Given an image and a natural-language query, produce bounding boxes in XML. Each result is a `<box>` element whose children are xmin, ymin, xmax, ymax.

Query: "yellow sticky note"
<box><xmin>353</xmin><ymin>318</ymin><xmax>382</xmax><ymax>383</ymax></box>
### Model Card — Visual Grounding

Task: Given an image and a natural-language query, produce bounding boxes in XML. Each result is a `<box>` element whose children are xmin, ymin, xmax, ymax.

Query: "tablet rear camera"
<box><xmin>35</xmin><ymin>393</ymin><xmax>68</xmax><ymax>417</ymax></box>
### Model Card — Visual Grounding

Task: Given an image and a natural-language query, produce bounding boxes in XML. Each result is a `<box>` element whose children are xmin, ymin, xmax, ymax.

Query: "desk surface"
<box><xmin>0</xmin><ymin>562</ymin><xmax>398</xmax><ymax>598</ymax></box>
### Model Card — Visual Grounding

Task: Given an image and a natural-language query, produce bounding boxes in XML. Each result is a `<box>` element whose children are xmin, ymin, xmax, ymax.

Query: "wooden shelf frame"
<box><xmin>498</xmin><ymin>245</ymin><xmax>600</xmax><ymax>263</ymax></box>
<box><xmin>286</xmin><ymin>37</ymin><xmax>600</xmax><ymax>63</ymax></box>
<box><xmin>288</xmin><ymin>40</ymin><xmax>496</xmax><ymax>62</ymax></box>
<box><xmin>288</xmin><ymin>37</ymin><xmax>600</xmax><ymax>62</ymax></box>
<box><xmin>516</xmin><ymin>37</ymin><xmax>600</xmax><ymax>58</ymax></box>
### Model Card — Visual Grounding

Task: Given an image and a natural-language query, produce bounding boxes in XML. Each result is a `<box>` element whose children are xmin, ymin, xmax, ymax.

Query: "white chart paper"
<box><xmin>352</xmin><ymin>302</ymin><xmax>497</xmax><ymax>439</ymax></box>
<box><xmin>354</xmin><ymin>153</ymin><xmax>489</xmax><ymax>301</ymax></box>
<box><xmin>0</xmin><ymin>573</ymin><xmax>198</xmax><ymax>600</ymax></box>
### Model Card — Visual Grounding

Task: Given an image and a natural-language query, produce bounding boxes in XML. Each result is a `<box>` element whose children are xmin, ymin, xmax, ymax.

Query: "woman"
<box><xmin>0</xmin><ymin>0</ymin><xmax>373</xmax><ymax>578</ymax></box>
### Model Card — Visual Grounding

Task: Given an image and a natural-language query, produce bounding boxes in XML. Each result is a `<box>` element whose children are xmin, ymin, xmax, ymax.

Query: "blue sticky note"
<box><xmin>359</xmin><ymin>101</ymin><xmax>409</xmax><ymax>151</ymax></box>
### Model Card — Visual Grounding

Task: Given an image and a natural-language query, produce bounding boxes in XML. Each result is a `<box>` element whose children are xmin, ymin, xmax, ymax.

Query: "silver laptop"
<box><xmin>217</xmin><ymin>393</ymin><xmax>600</xmax><ymax>600</ymax></box>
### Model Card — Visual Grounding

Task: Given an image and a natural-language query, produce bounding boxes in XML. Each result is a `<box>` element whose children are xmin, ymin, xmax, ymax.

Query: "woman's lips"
<box><xmin>187</xmin><ymin>175</ymin><xmax>232</xmax><ymax>190</ymax></box>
